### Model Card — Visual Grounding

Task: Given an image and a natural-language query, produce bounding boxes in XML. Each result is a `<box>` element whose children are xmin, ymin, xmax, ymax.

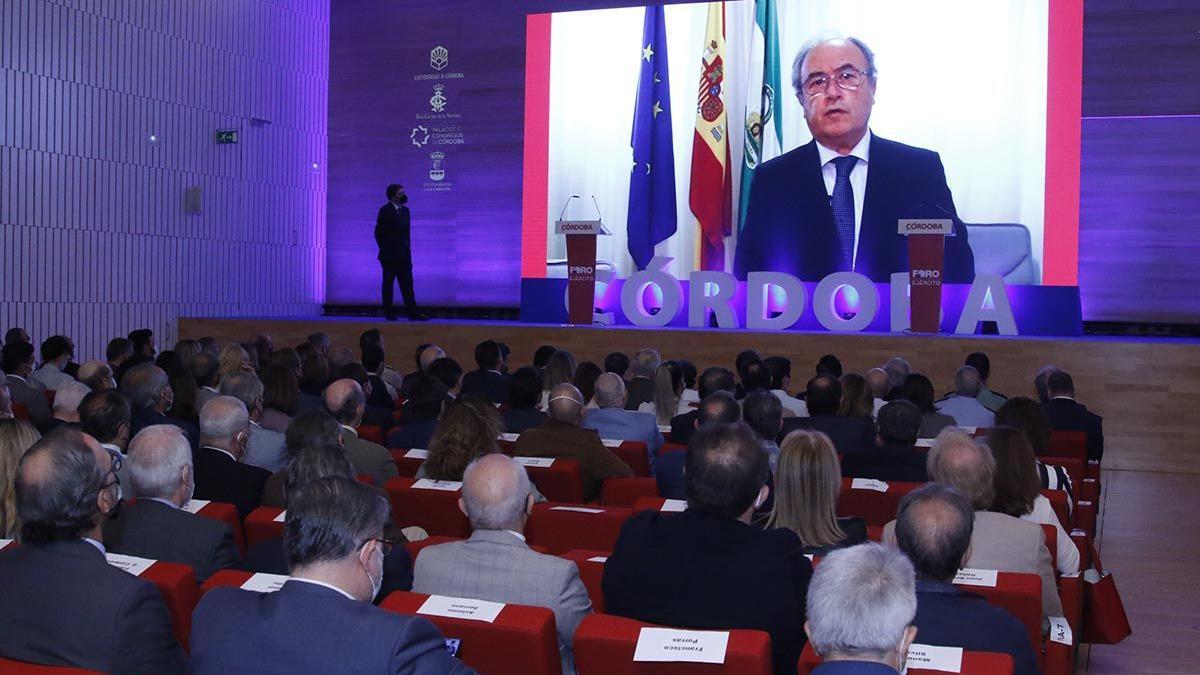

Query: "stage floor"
<box><xmin>179</xmin><ymin>315</ymin><xmax>1200</xmax><ymax>475</ymax></box>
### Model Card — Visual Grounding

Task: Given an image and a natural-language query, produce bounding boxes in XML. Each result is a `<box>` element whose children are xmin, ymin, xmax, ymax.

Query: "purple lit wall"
<box><xmin>0</xmin><ymin>0</ymin><xmax>329</xmax><ymax>357</ymax></box>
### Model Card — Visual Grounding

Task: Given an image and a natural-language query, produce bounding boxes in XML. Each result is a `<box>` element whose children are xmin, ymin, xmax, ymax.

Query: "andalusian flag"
<box><xmin>738</xmin><ymin>0</ymin><xmax>783</xmax><ymax>232</ymax></box>
<box><xmin>688</xmin><ymin>2</ymin><xmax>733</xmax><ymax>272</ymax></box>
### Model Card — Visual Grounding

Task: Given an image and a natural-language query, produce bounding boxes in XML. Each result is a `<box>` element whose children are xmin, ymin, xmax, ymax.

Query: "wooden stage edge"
<box><xmin>179</xmin><ymin>317</ymin><xmax>1200</xmax><ymax>475</ymax></box>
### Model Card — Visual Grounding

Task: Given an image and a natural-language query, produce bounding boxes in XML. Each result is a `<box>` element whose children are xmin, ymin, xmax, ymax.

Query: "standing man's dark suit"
<box><xmin>734</xmin><ymin>134</ymin><xmax>975</xmax><ymax>283</ymax></box>
<box><xmin>1043</xmin><ymin>397</ymin><xmax>1104</xmax><ymax>462</ymax></box>
<box><xmin>780</xmin><ymin>415</ymin><xmax>875</xmax><ymax>459</ymax></box>
<box><xmin>193</xmin><ymin>446</ymin><xmax>271</xmax><ymax>520</ymax></box>
<box><xmin>103</xmin><ymin>498</ymin><xmax>242</xmax><ymax>583</ymax></box>
<box><xmin>375</xmin><ymin>190</ymin><xmax>418</xmax><ymax>320</ymax></box>
<box><xmin>0</xmin><ymin>540</ymin><xmax>185</xmax><ymax>673</ymax></box>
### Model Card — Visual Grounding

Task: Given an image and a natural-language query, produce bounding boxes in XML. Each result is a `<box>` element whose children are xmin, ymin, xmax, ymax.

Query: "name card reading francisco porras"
<box><xmin>905</xmin><ymin>644</ymin><xmax>963</xmax><ymax>673</ymax></box>
<box><xmin>951</xmin><ymin>568</ymin><xmax>999</xmax><ymax>587</ymax></box>
<box><xmin>633</xmin><ymin>627</ymin><xmax>730</xmax><ymax>664</ymax></box>
<box><xmin>418</xmin><ymin>595</ymin><xmax>505</xmax><ymax>623</ymax></box>
<box><xmin>106</xmin><ymin>553</ymin><xmax>156</xmax><ymax>577</ymax></box>
<box><xmin>412</xmin><ymin>479</ymin><xmax>462</xmax><ymax>491</ymax></box>
<box><xmin>241</xmin><ymin>573</ymin><xmax>290</xmax><ymax>593</ymax></box>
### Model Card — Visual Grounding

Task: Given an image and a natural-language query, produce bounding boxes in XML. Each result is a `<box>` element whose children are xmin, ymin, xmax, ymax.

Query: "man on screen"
<box><xmin>734</xmin><ymin>36</ymin><xmax>975</xmax><ymax>283</ymax></box>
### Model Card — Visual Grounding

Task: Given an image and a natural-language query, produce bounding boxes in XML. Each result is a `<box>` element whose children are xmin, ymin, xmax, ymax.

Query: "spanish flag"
<box><xmin>688</xmin><ymin>2</ymin><xmax>733</xmax><ymax>272</ymax></box>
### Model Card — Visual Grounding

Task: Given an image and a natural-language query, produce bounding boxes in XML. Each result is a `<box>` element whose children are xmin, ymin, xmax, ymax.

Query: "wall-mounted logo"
<box><xmin>430</xmin><ymin>85</ymin><xmax>447</xmax><ymax>113</ymax></box>
<box><xmin>430</xmin><ymin>46</ymin><xmax>449</xmax><ymax>71</ymax></box>
<box><xmin>411</xmin><ymin>126</ymin><xmax>429</xmax><ymax>147</ymax></box>
<box><xmin>429</xmin><ymin>152</ymin><xmax>446</xmax><ymax>182</ymax></box>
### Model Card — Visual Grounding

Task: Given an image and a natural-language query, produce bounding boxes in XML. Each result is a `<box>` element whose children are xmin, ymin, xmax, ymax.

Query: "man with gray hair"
<box><xmin>194</xmin><ymin>396</ymin><xmax>270</xmax><ymax>519</ymax></box>
<box><xmin>883</xmin><ymin>429</ymin><xmax>1062</xmax><ymax>622</ymax></box>
<box><xmin>805</xmin><ymin>543</ymin><xmax>917</xmax><ymax>674</ymax></box>
<box><xmin>882</xmin><ymin>357</ymin><xmax>910</xmax><ymax>399</ymax></box>
<box><xmin>515</xmin><ymin>382</ymin><xmax>633</xmax><ymax>501</ymax></box>
<box><xmin>77</xmin><ymin>360</ymin><xmax>115</xmax><ymax>391</ymax></box>
<box><xmin>122</xmin><ymin>361</ymin><xmax>199</xmax><ymax>449</ymax></box>
<box><xmin>624</xmin><ymin>348</ymin><xmax>660</xmax><ymax>410</ymax></box>
<box><xmin>40</xmin><ymin>380</ymin><xmax>91</xmax><ymax>434</ymax></box>
<box><xmin>865</xmin><ymin>368</ymin><xmax>889</xmax><ymax>416</ymax></box>
<box><xmin>103</xmin><ymin>425</ymin><xmax>241</xmax><ymax>582</ymax></box>
<box><xmin>934</xmin><ymin>365</ymin><xmax>995</xmax><ymax>428</ymax></box>
<box><xmin>894</xmin><ymin>484</ymin><xmax>1039</xmax><ymax>675</ymax></box>
<box><xmin>734</xmin><ymin>35</ymin><xmax>974</xmax><ymax>284</ymax></box>
<box><xmin>415</xmin><ymin>454</ymin><xmax>591</xmax><ymax>674</ymax></box>
<box><xmin>325</xmin><ymin>378</ymin><xmax>398</xmax><ymax>486</ymax></box>
<box><xmin>583</xmin><ymin>372</ymin><xmax>663</xmax><ymax>472</ymax></box>
<box><xmin>220</xmin><ymin>371</ymin><xmax>288</xmax><ymax>473</ymax></box>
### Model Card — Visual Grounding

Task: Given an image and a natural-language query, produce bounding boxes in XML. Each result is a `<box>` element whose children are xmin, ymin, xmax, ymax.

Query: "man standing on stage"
<box><xmin>375</xmin><ymin>184</ymin><xmax>425</xmax><ymax>321</ymax></box>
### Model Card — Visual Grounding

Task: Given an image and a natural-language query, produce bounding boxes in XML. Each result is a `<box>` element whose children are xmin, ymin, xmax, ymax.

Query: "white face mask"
<box><xmin>362</xmin><ymin>543</ymin><xmax>383</xmax><ymax>601</ymax></box>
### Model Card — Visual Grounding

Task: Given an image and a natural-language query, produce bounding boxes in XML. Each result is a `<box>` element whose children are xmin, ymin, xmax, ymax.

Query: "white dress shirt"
<box><xmin>288</xmin><ymin>577</ymin><xmax>356</xmax><ymax>601</ymax></box>
<box><xmin>816</xmin><ymin>129</ymin><xmax>872</xmax><ymax>268</ymax></box>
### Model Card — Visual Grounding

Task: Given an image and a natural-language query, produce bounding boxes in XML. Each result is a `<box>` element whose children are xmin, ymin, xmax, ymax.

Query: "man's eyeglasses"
<box><xmin>803</xmin><ymin>67</ymin><xmax>871</xmax><ymax>97</ymax></box>
<box><xmin>360</xmin><ymin>537</ymin><xmax>395</xmax><ymax>556</ymax></box>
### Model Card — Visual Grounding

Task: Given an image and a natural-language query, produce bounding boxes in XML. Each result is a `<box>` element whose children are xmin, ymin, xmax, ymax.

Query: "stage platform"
<box><xmin>179</xmin><ymin>316</ymin><xmax>1200</xmax><ymax>475</ymax></box>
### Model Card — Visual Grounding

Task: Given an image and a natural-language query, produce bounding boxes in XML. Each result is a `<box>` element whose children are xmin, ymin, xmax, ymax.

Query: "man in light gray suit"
<box><xmin>414</xmin><ymin>454</ymin><xmax>592</xmax><ymax>675</ymax></box>
<box><xmin>325</xmin><ymin>379</ymin><xmax>398</xmax><ymax>486</ymax></box>
<box><xmin>582</xmin><ymin>373</ymin><xmax>664</xmax><ymax>473</ymax></box>
<box><xmin>220</xmin><ymin>372</ymin><xmax>288</xmax><ymax>473</ymax></box>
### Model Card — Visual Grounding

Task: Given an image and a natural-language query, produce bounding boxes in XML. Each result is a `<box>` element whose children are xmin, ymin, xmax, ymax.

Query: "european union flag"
<box><xmin>627</xmin><ymin>5</ymin><xmax>677</xmax><ymax>271</ymax></box>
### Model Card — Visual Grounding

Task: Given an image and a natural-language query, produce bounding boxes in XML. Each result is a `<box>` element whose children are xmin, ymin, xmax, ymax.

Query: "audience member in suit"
<box><xmin>296</xmin><ymin>351</ymin><xmax>330</xmax><ymax>413</ymax></box>
<box><xmin>361</xmin><ymin>345</ymin><xmax>398</xmax><ymax>409</ymax></box>
<box><xmin>399</xmin><ymin>344</ymin><xmax>444</xmax><ymax>399</ymax></box>
<box><xmin>1042</xmin><ymin>370</ymin><xmax>1104</xmax><ymax>462</ymax></box>
<box><xmin>106</xmin><ymin>337</ymin><xmax>134</xmax><ymax>384</ymax></box>
<box><xmin>326</xmin><ymin>378</ymin><xmax>399</xmax><ymax>486</ymax></box>
<box><xmin>583</xmin><ymin>373</ymin><xmax>664</xmax><ymax>472</ymax></box>
<box><xmin>38</xmin><ymin>381</ymin><xmax>90</xmax><ymax>435</ymax></box>
<box><xmin>3</xmin><ymin>341</ymin><xmax>52</xmax><ymax>425</ymax></box>
<box><xmin>996</xmin><ymin>397</ymin><xmax>1075</xmax><ymax>500</ymax></box>
<box><xmin>103</xmin><ymin>425</ymin><xmax>241</xmax><ymax>583</ymax></box>
<box><xmin>1034</xmin><ymin>365</ymin><xmax>1059</xmax><ymax>404</ymax></box>
<box><xmin>220</xmin><ymin>371</ymin><xmax>289</xmax><ymax>473</ymax></box>
<box><xmin>668</xmin><ymin>366</ymin><xmax>736</xmax><ymax>446</ymax></box>
<box><xmin>460</xmin><ymin>340</ymin><xmax>512</xmax><ymax>405</ymax></box>
<box><xmin>764</xmin><ymin>356</ymin><xmax>808</xmax><ymax>417</ymax></box>
<box><xmin>744</xmin><ymin>390</ymin><xmax>785</xmax><ymax>472</ymax></box>
<box><xmin>76</xmin><ymin>360</ymin><xmax>116</xmax><ymax>391</ymax></box>
<box><xmin>190</xmin><ymin>476</ymin><xmax>469</xmax><ymax>674</ymax></box>
<box><xmin>781</xmin><ymin>375</ymin><xmax>875</xmax><ymax>458</ymax></box>
<box><xmin>841</xmin><ymin>401</ymin><xmax>928</xmax><ymax>483</ymax></box>
<box><xmin>657</xmin><ymin>391</ymin><xmax>742</xmax><ymax>499</ymax></box>
<box><xmin>261</xmin><ymin>409</ymin><xmax>344</xmax><ymax>508</ymax></box>
<box><xmin>767</xmin><ymin>430</ymin><xmax>867</xmax><ymax>556</ymax></box>
<box><xmin>79</xmin><ymin>389</ymin><xmax>134</xmax><ymax>489</ymax></box>
<box><xmin>883</xmin><ymin>429</ymin><xmax>1063</xmax><ymax>622</ymax></box>
<box><xmin>122</xmin><ymin>362</ymin><xmax>199</xmax><ymax>449</ymax></box>
<box><xmin>359</xmin><ymin>330</ymin><xmax>405</xmax><ymax>397</ymax></box>
<box><xmin>4</xmin><ymin>326</ymin><xmax>30</xmax><ymax>346</ymax></box>
<box><xmin>732</xmin><ymin>349</ymin><xmax>763</xmax><ymax>399</ymax></box>
<box><xmin>934</xmin><ymin>365</ymin><xmax>996</xmax><ymax>428</ymax></box>
<box><xmin>28</xmin><ymin>335</ymin><xmax>76</xmax><ymax>391</ymax></box>
<box><xmin>335</xmin><ymin>362</ymin><xmax>396</xmax><ymax>432</ymax></box>
<box><xmin>244</xmin><ymin>445</ymin><xmax>413</xmax><ymax>598</ymax></box>
<box><xmin>194</xmin><ymin>396</ymin><xmax>271</xmax><ymax>520</ymax></box>
<box><xmin>388</xmin><ymin>374</ymin><xmax>447</xmax><ymax>450</ymax></box>
<box><xmin>416</xmin><ymin>397</ymin><xmax>504</xmax><ymax>482</ymax></box>
<box><xmin>0</xmin><ymin>428</ymin><xmax>185</xmax><ymax>673</ymax></box>
<box><xmin>901</xmin><ymin>373</ymin><xmax>956</xmax><ymax>438</ymax></box>
<box><xmin>602</xmin><ymin>351</ymin><xmax>631</xmax><ymax>380</ymax></box>
<box><xmin>604</xmin><ymin>422</ymin><xmax>813</xmax><ymax>675</ymax></box>
<box><xmin>882</xmin><ymin>357</ymin><xmax>910</xmax><ymax>401</ymax></box>
<box><xmin>573</xmin><ymin>360</ymin><xmax>603</xmax><ymax>408</ymax></box>
<box><xmin>502</xmin><ymin>366</ymin><xmax>547</xmax><ymax>433</ymax></box>
<box><xmin>192</xmin><ymin>351</ymin><xmax>222</xmax><ymax>416</ymax></box>
<box><xmin>865</xmin><ymin>367</ymin><xmax>890</xmax><ymax>417</ymax></box>
<box><xmin>805</xmin><ymin>544</ymin><xmax>918</xmax><ymax>675</ymax></box>
<box><xmin>415</xmin><ymin>454</ymin><xmax>591</xmax><ymax>674</ymax></box>
<box><xmin>259</xmin><ymin>363</ymin><xmax>298</xmax><ymax>434</ymax></box>
<box><xmin>428</xmin><ymin>357</ymin><xmax>464</xmax><ymax>401</ymax></box>
<box><xmin>514</xmin><ymin>383</ymin><xmax>634</xmax><ymax>502</ymax></box>
<box><xmin>965</xmin><ymin>352</ymin><xmax>1008</xmax><ymax>412</ymax></box>
<box><xmin>624</xmin><ymin>348</ymin><xmax>659</xmax><ymax>411</ymax></box>
<box><xmin>895</xmin><ymin>484</ymin><xmax>1040</xmax><ymax>675</ymax></box>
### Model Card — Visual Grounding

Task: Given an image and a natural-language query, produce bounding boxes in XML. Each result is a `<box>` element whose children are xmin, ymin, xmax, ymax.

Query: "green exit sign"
<box><xmin>216</xmin><ymin>129</ymin><xmax>239</xmax><ymax>144</ymax></box>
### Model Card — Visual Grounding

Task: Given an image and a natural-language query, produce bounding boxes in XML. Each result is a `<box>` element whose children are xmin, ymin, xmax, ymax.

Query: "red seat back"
<box><xmin>194</xmin><ymin>501</ymin><xmax>247</xmax><ymax>555</ymax></box>
<box><xmin>141</xmin><ymin>560</ymin><xmax>199</xmax><ymax>652</ymax></box>
<box><xmin>384</xmin><ymin>477</ymin><xmax>471</xmax><ymax>537</ymax></box>
<box><xmin>42</xmin><ymin>390</ymin><xmax>55</xmax><ymax>406</ymax></box>
<box><xmin>609</xmin><ymin>441</ymin><xmax>650</xmax><ymax>477</ymax></box>
<box><xmin>600</xmin><ymin>477</ymin><xmax>660</xmax><ymax>508</ymax></box>
<box><xmin>243</xmin><ymin>506</ymin><xmax>285</xmax><ymax>547</ymax></box>
<box><xmin>11</xmin><ymin>402</ymin><xmax>30</xmax><ymax>420</ymax></box>
<box><xmin>799</xmin><ymin>643</ymin><xmax>1014</xmax><ymax>674</ymax></box>
<box><xmin>521</xmin><ymin>457</ymin><xmax>586</xmax><ymax>503</ymax></box>
<box><xmin>559</xmin><ymin>549</ymin><xmax>609</xmax><ymax>613</ymax></box>
<box><xmin>1045</xmin><ymin>431</ymin><xmax>1086</xmax><ymax>464</ymax></box>
<box><xmin>1040</xmin><ymin>523</ymin><xmax>1058</xmax><ymax>572</ymax></box>
<box><xmin>526</xmin><ymin>503</ymin><xmax>632</xmax><ymax>554</ymax></box>
<box><xmin>573</xmin><ymin>613</ymin><xmax>773</xmax><ymax>675</ymax></box>
<box><xmin>836</xmin><ymin>479</ymin><xmax>922</xmax><ymax>526</ymax></box>
<box><xmin>380</xmin><ymin>591</ymin><xmax>561</xmax><ymax>675</ymax></box>
<box><xmin>358</xmin><ymin>425</ymin><xmax>385</xmax><ymax>445</ymax></box>
<box><xmin>955</xmin><ymin>572</ymin><xmax>1042</xmax><ymax>652</ymax></box>
<box><xmin>390</xmin><ymin>448</ymin><xmax>426</xmax><ymax>478</ymax></box>
<box><xmin>200</xmin><ymin>569</ymin><xmax>256</xmax><ymax>598</ymax></box>
<box><xmin>0</xmin><ymin>657</ymin><xmax>102</xmax><ymax>674</ymax></box>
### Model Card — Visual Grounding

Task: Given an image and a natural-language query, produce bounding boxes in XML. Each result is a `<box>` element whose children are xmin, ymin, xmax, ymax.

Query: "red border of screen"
<box><xmin>521</xmin><ymin>1</ymin><xmax>1083</xmax><ymax>285</ymax></box>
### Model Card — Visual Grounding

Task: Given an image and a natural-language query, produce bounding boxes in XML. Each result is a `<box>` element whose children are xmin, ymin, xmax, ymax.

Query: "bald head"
<box><xmin>865</xmin><ymin>368</ymin><xmax>889</xmax><ymax>398</ymax></box>
<box><xmin>77</xmin><ymin>360</ymin><xmax>114</xmax><ymax>390</ymax></box>
<box><xmin>547</xmin><ymin>383</ymin><xmax>585</xmax><ymax>424</ymax></box>
<box><xmin>459</xmin><ymin>454</ymin><xmax>533</xmax><ymax>532</ymax></box>
<box><xmin>419</xmin><ymin>345</ymin><xmax>445</xmax><ymax>372</ymax></box>
<box><xmin>895</xmin><ymin>484</ymin><xmax>975</xmax><ymax>582</ymax></box>
<box><xmin>593</xmin><ymin>372</ymin><xmax>626</xmax><ymax>408</ymax></box>
<box><xmin>954</xmin><ymin>365</ymin><xmax>983</xmax><ymax>397</ymax></box>
<box><xmin>927</xmin><ymin>429</ymin><xmax>995</xmax><ymax>510</ymax></box>
<box><xmin>323</xmin><ymin>378</ymin><xmax>365</xmax><ymax>427</ymax></box>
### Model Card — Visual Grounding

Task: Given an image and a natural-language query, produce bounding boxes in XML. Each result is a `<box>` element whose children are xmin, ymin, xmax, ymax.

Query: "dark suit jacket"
<box><xmin>243</xmin><ymin>536</ymin><xmax>414</xmax><ymax>600</ymax></box>
<box><xmin>193</xmin><ymin>446</ymin><xmax>271</xmax><ymax>520</ymax></box>
<box><xmin>840</xmin><ymin>443</ymin><xmax>929</xmax><ymax>483</ymax></box>
<box><xmin>913</xmin><ymin>580</ymin><xmax>1040</xmax><ymax>675</ymax></box>
<box><xmin>734</xmin><ymin>135</ymin><xmax>975</xmax><ymax>283</ymax></box>
<box><xmin>603</xmin><ymin>510</ymin><xmax>812</xmax><ymax>675</ymax></box>
<box><xmin>1043</xmin><ymin>398</ymin><xmax>1104</xmax><ymax>462</ymax></box>
<box><xmin>367</xmin><ymin>374</ymin><xmax>396</xmax><ymax>409</ymax></box>
<box><xmin>668</xmin><ymin>409</ymin><xmax>700</xmax><ymax>446</ymax></box>
<box><xmin>6</xmin><ymin>374</ymin><xmax>51</xmax><ymax>424</ymax></box>
<box><xmin>460</xmin><ymin>370</ymin><xmax>511</xmax><ymax>405</ymax></box>
<box><xmin>514</xmin><ymin>419</ymin><xmax>634</xmax><ymax>501</ymax></box>
<box><xmin>811</xmin><ymin>662</ymin><xmax>899</xmax><ymax>675</ymax></box>
<box><xmin>342</xmin><ymin>428</ymin><xmax>400</xmax><ymax>486</ymax></box>
<box><xmin>386</xmin><ymin>418</ymin><xmax>439</xmax><ymax>451</ymax></box>
<box><xmin>375</xmin><ymin>202</ymin><xmax>412</xmax><ymax>267</ymax></box>
<box><xmin>0</xmin><ymin>540</ymin><xmax>185</xmax><ymax>674</ymax></box>
<box><xmin>131</xmin><ymin>407</ymin><xmax>199</xmax><ymax>450</ymax></box>
<box><xmin>189</xmin><ymin>580</ymin><xmax>473</xmax><ymax>675</ymax></box>
<box><xmin>103</xmin><ymin>499</ymin><xmax>241</xmax><ymax>583</ymax></box>
<box><xmin>624</xmin><ymin>376</ymin><xmax>655</xmax><ymax>411</ymax></box>
<box><xmin>502</xmin><ymin>407</ymin><xmax>546</xmax><ymax>434</ymax></box>
<box><xmin>780</xmin><ymin>415</ymin><xmax>876</xmax><ymax>458</ymax></box>
<box><xmin>801</xmin><ymin>517</ymin><xmax>869</xmax><ymax>557</ymax></box>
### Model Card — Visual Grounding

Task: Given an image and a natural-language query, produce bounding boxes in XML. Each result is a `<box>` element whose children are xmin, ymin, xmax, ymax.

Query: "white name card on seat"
<box><xmin>106</xmin><ymin>553</ymin><xmax>156</xmax><ymax>577</ymax></box>
<box><xmin>633</xmin><ymin>627</ymin><xmax>729</xmax><ymax>664</ymax></box>
<box><xmin>906</xmin><ymin>644</ymin><xmax>963</xmax><ymax>673</ymax></box>
<box><xmin>182</xmin><ymin>499</ymin><xmax>211</xmax><ymax>514</ymax></box>
<box><xmin>273</xmin><ymin>510</ymin><xmax>287</xmax><ymax>523</ymax></box>
<box><xmin>959</xmin><ymin>426</ymin><xmax>978</xmax><ymax>435</ymax></box>
<box><xmin>412</xmin><ymin>479</ymin><xmax>462</xmax><ymax>491</ymax></box>
<box><xmin>850</xmin><ymin>478</ymin><xmax>889</xmax><ymax>492</ymax></box>
<box><xmin>915</xmin><ymin>438</ymin><xmax>936</xmax><ymax>448</ymax></box>
<box><xmin>952</xmin><ymin>568</ymin><xmax>998</xmax><ymax>587</ymax></box>
<box><xmin>512</xmin><ymin>456</ymin><xmax>555</xmax><ymax>468</ymax></box>
<box><xmin>660</xmin><ymin>499</ymin><xmax>688</xmax><ymax>512</ymax></box>
<box><xmin>0</xmin><ymin>538</ymin><xmax>13</xmax><ymax>551</ymax></box>
<box><xmin>404</xmin><ymin>448</ymin><xmax>430</xmax><ymax>459</ymax></box>
<box><xmin>241</xmin><ymin>573</ymin><xmax>290</xmax><ymax>593</ymax></box>
<box><xmin>658</xmin><ymin>425</ymin><xmax>672</xmax><ymax>433</ymax></box>
<box><xmin>549</xmin><ymin>505</ymin><xmax>605</xmax><ymax>514</ymax></box>
<box><xmin>601</xmin><ymin>438</ymin><xmax>622</xmax><ymax>448</ymax></box>
<box><xmin>418</xmin><ymin>594</ymin><xmax>505</xmax><ymax>623</ymax></box>
<box><xmin>1048</xmin><ymin>616</ymin><xmax>1073</xmax><ymax>645</ymax></box>
<box><xmin>587</xmin><ymin>556</ymin><xmax>608</xmax><ymax>563</ymax></box>
<box><xmin>498</xmin><ymin>433</ymin><xmax>519</xmax><ymax>442</ymax></box>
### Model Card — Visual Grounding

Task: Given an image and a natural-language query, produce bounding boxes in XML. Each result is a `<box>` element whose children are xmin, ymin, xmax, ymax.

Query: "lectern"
<box><xmin>555</xmin><ymin>196</ymin><xmax>610</xmax><ymax>325</ymax></box>
<box><xmin>900</xmin><ymin>218</ymin><xmax>953</xmax><ymax>333</ymax></box>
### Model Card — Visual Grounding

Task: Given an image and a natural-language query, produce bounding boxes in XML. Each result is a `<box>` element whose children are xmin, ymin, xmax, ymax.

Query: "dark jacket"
<box><xmin>501</xmin><ymin>407</ymin><xmax>547</xmax><ymax>434</ymax></box>
<box><xmin>624</xmin><ymin>376</ymin><xmax>655</xmax><ymax>411</ymax></box>
<box><xmin>1042</xmin><ymin>398</ymin><xmax>1104</xmax><ymax>462</ymax></box>
<box><xmin>668</xmin><ymin>409</ymin><xmax>700</xmax><ymax>446</ymax></box>
<box><xmin>514</xmin><ymin>419</ymin><xmax>634</xmax><ymax>501</ymax></box>
<box><xmin>800</xmin><ymin>517</ymin><xmax>869</xmax><ymax>557</ymax></box>
<box><xmin>460</xmin><ymin>370</ymin><xmax>511</xmax><ymax>405</ymax></box>
<box><xmin>375</xmin><ymin>202</ymin><xmax>412</xmax><ymax>267</ymax></box>
<box><xmin>386</xmin><ymin>418</ymin><xmax>439</xmax><ymax>451</ymax></box>
<box><xmin>243</xmin><ymin>536</ymin><xmax>414</xmax><ymax>600</ymax></box>
<box><xmin>103</xmin><ymin>499</ymin><xmax>242</xmax><ymax>583</ymax></box>
<box><xmin>603</xmin><ymin>509</ymin><xmax>813</xmax><ymax>675</ymax></box>
<box><xmin>780</xmin><ymin>415</ymin><xmax>876</xmax><ymax>458</ymax></box>
<box><xmin>840</xmin><ymin>443</ymin><xmax>929</xmax><ymax>483</ymax></box>
<box><xmin>131</xmin><ymin>407</ymin><xmax>199</xmax><ymax>450</ymax></box>
<box><xmin>193</xmin><ymin>446</ymin><xmax>271</xmax><ymax>520</ymax></box>
<box><xmin>912</xmin><ymin>580</ymin><xmax>1041</xmax><ymax>675</ymax></box>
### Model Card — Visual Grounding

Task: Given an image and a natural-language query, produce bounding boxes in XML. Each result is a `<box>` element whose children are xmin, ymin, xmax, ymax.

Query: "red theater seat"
<box><xmin>403</xmin><ymin>535</ymin><xmax>463</xmax><ymax>561</ymax></box>
<box><xmin>193</xmin><ymin>501</ymin><xmax>247</xmax><ymax>555</ymax></box>
<box><xmin>600</xmin><ymin>477</ymin><xmax>660</xmax><ymax>508</ymax></box>
<box><xmin>380</xmin><ymin>591</ymin><xmax>560</xmax><ymax>675</ymax></box>
<box><xmin>384</xmin><ymin>477</ymin><xmax>471</xmax><ymax>537</ymax></box>
<box><xmin>608</xmin><ymin>441</ymin><xmax>650</xmax><ymax>477</ymax></box>
<box><xmin>1041</xmin><ymin>523</ymin><xmax>1059</xmax><ymax>572</ymax></box>
<box><xmin>836</xmin><ymin>479</ymin><xmax>922</xmax><ymax>526</ymax></box>
<box><xmin>1040</xmin><ymin>490</ymin><xmax>1071</xmax><ymax>531</ymax></box>
<box><xmin>954</xmin><ymin>571</ymin><xmax>1043</xmax><ymax>653</ymax></box>
<box><xmin>573</xmin><ymin>613</ymin><xmax>773</xmax><ymax>675</ymax></box>
<box><xmin>390</xmin><ymin>448</ymin><xmax>426</xmax><ymax>478</ymax></box>
<box><xmin>242</xmin><ymin>506</ymin><xmax>285</xmax><ymax>547</ymax></box>
<box><xmin>560</xmin><ymin>549</ymin><xmax>609</xmax><ymax>612</ymax></box>
<box><xmin>139</xmin><ymin>560</ymin><xmax>199</xmax><ymax>651</ymax></box>
<box><xmin>520</xmin><ymin>457</ymin><xmax>586</xmax><ymax>503</ymax></box>
<box><xmin>357</xmin><ymin>425</ymin><xmax>385</xmax><ymax>445</ymax></box>
<box><xmin>798</xmin><ymin>643</ymin><xmax>1014</xmax><ymax>674</ymax></box>
<box><xmin>11</xmin><ymin>402</ymin><xmax>30</xmax><ymax>420</ymax></box>
<box><xmin>1045</xmin><ymin>431</ymin><xmax>1086</xmax><ymax>465</ymax></box>
<box><xmin>0</xmin><ymin>658</ymin><xmax>102</xmax><ymax>674</ymax></box>
<box><xmin>200</xmin><ymin>569</ymin><xmax>256</xmax><ymax>598</ymax></box>
<box><xmin>526</xmin><ymin>503</ymin><xmax>632</xmax><ymax>554</ymax></box>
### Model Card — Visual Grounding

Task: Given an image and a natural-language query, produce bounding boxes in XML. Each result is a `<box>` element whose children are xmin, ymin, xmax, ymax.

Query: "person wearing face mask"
<box><xmin>0</xmin><ymin>427</ymin><xmax>186</xmax><ymax>673</ymax></box>
<box><xmin>122</xmin><ymin>361</ymin><xmax>199</xmax><ymax>451</ymax></box>
<box><xmin>375</xmin><ymin>183</ymin><xmax>426</xmax><ymax>322</ymax></box>
<box><xmin>190</xmin><ymin>475</ymin><xmax>473</xmax><ymax>674</ymax></box>
<box><xmin>103</xmin><ymin>425</ymin><xmax>242</xmax><ymax>583</ymax></box>
<box><xmin>602</xmin><ymin>422</ymin><xmax>814</xmax><ymax>675</ymax></box>
<box><xmin>193</xmin><ymin>396</ymin><xmax>271</xmax><ymax>520</ymax></box>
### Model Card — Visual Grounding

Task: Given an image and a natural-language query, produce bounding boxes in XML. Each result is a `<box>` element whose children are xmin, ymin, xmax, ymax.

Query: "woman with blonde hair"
<box><xmin>0</xmin><ymin>418</ymin><xmax>41</xmax><ymax>539</ymax></box>
<box><xmin>639</xmin><ymin>361</ymin><xmax>686</xmax><ymax>425</ymax></box>
<box><xmin>218</xmin><ymin>343</ymin><xmax>253</xmax><ymax>380</ymax></box>
<box><xmin>767</xmin><ymin>429</ymin><xmax>867</xmax><ymax>555</ymax></box>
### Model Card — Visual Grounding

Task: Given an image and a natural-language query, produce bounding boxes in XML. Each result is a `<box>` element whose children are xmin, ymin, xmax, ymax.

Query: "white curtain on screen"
<box><xmin>545</xmin><ymin>0</ymin><xmax>1048</xmax><ymax>282</ymax></box>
